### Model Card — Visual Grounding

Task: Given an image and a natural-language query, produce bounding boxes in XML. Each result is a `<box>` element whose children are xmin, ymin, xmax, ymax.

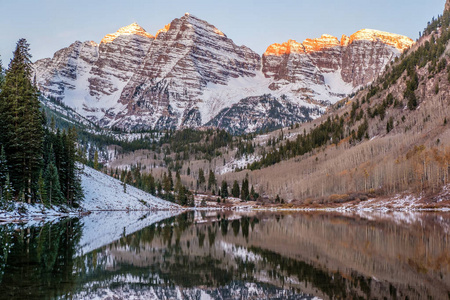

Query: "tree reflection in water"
<box><xmin>0</xmin><ymin>218</ymin><xmax>82</xmax><ymax>299</ymax></box>
<box><xmin>0</xmin><ymin>211</ymin><xmax>449</xmax><ymax>299</ymax></box>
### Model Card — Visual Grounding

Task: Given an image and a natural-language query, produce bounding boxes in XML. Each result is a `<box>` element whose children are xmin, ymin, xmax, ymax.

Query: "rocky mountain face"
<box><xmin>34</xmin><ymin>14</ymin><xmax>413</xmax><ymax>133</ymax></box>
<box><xmin>206</xmin><ymin>95</ymin><xmax>321</xmax><ymax>135</ymax></box>
<box><xmin>112</xmin><ymin>14</ymin><xmax>261</xmax><ymax>130</ymax></box>
<box><xmin>263</xmin><ymin>30</ymin><xmax>414</xmax><ymax>102</ymax></box>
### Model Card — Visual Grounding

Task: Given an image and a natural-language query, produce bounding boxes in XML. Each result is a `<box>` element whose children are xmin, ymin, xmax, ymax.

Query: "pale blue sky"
<box><xmin>0</xmin><ymin>0</ymin><xmax>446</xmax><ymax>65</ymax></box>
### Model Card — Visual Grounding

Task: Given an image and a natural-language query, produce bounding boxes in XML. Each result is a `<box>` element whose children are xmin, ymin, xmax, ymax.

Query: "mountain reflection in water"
<box><xmin>0</xmin><ymin>211</ymin><xmax>449</xmax><ymax>299</ymax></box>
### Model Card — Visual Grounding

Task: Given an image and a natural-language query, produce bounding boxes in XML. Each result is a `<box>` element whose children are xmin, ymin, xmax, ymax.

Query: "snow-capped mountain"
<box><xmin>34</xmin><ymin>14</ymin><xmax>413</xmax><ymax>133</ymax></box>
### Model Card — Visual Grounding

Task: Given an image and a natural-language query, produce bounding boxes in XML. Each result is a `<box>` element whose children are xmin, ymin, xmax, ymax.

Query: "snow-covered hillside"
<box><xmin>81</xmin><ymin>165</ymin><xmax>180</xmax><ymax>211</ymax></box>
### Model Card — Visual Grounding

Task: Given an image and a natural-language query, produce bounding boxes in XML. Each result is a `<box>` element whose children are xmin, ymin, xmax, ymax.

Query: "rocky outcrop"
<box><xmin>262</xmin><ymin>29</ymin><xmax>414</xmax><ymax>99</ymax></box>
<box><xmin>206</xmin><ymin>95</ymin><xmax>321</xmax><ymax>135</ymax></box>
<box><xmin>446</xmin><ymin>0</ymin><xmax>450</xmax><ymax>12</ymax></box>
<box><xmin>34</xmin><ymin>40</ymin><xmax>98</xmax><ymax>100</ymax></box>
<box><xmin>111</xmin><ymin>13</ymin><xmax>261</xmax><ymax>129</ymax></box>
<box><xmin>34</xmin><ymin>15</ymin><xmax>413</xmax><ymax>132</ymax></box>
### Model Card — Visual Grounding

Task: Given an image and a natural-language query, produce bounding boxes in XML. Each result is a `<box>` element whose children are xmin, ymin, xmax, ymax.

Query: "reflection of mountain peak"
<box><xmin>3</xmin><ymin>212</ymin><xmax>449</xmax><ymax>299</ymax></box>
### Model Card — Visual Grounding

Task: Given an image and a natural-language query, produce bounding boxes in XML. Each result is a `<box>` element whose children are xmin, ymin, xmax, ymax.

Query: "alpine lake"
<box><xmin>0</xmin><ymin>210</ymin><xmax>449</xmax><ymax>300</ymax></box>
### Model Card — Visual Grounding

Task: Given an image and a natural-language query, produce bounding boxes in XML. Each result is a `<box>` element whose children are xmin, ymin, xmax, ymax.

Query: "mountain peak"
<box><xmin>263</xmin><ymin>39</ymin><xmax>304</xmax><ymax>56</ymax></box>
<box><xmin>100</xmin><ymin>23</ymin><xmax>154</xmax><ymax>44</ymax></box>
<box><xmin>174</xmin><ymin>13</ymin><xmax>226</xmax><ymax>38</ymax></box>
<box><xmin>155</xmin><ymin>23</ymin><xmax>171</xmax><ymax>38</ymax></box>
<box><xmin>264</xmin><ymin>29</ymin><xmax>414</xmax><ymax>56</ymax></box>
<box><xmin>349</xmin><ymin>29</ymin><xmax>414</xmax><ymax>51</ymax></box>
<box><xmin>302</xmin><ymin>34</ymin><xmax>340</xmax><ymax>53</ymax></box>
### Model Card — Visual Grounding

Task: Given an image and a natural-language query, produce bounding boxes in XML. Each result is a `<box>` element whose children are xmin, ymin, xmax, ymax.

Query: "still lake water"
<box><xmin>0</xmin><ymin>211</ymin><xmax>449</xmax><ymax>300</ymax></box>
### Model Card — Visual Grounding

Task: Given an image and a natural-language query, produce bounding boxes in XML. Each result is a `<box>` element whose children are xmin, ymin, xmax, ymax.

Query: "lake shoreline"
<box><xmin>1</xmin><ymin>198</ymin><xmax>449</xmax><ymax>224</ymax></box>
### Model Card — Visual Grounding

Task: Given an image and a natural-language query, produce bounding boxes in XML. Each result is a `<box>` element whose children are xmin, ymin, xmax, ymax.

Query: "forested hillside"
<box><xmin>0</xmin><ymin>39</ymin><xmax>83</xmax><ymax>209</ymax></box>
<box><xmin>106</xmin><ymin>3</ymin><xmax>450</xmax><ymax>206</ymax></box>
<box><xmin>10</xmin><ymin>2</ymin><xmax>448</xmax><ymax>208</ymax></box>
<box><xmin>239</xmin><ymin>5</ymin><xmax>450</xmax><ymax>203</ymax></box>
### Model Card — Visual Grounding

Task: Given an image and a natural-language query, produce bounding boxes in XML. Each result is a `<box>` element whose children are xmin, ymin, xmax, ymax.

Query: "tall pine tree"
<box><xmin>43</xmin><ymin>147</ymin><xmax>63</xmax><ymax>206</ymax></box>
<box><xmin>231</xmin><ymin>180</ymin><xmax>240</xmax><ymax>198</ymax></box>
<box><xmin>241</xmin><ymin>176</ymin><xmax>249</xmax><ymax>201</ymax></box>
<box><xmin>0</xmin><ymin>39</ymin><xmax>44</xmax><ymax>203</ymax></box>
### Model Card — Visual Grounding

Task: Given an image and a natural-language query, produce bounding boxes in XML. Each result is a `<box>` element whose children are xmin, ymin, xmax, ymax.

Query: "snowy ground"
<box><xmin>0</xmin><ymin>165</ymin><xmax>181</xmax><ymax>223</ymax></box>
<box><xmin>80</xmin><ymin>165</ymin><xmax>181</xmax><ymax>211</ymax></box>
<box><xmin>0</xmin><ymin>202</ymin><xmax>80</xmax><ymax>224</ymax></box>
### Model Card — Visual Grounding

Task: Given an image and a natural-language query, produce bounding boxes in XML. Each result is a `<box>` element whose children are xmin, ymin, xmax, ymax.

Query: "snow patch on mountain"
<box><xmin>200</xmin><ymin>73</ymin><xmax>272</xmax><ymax>124</ymax></box>
<box><xmin>322</xmin><ymin>69</ymin><xmax>355</xmax><ymax>96</ymax></box>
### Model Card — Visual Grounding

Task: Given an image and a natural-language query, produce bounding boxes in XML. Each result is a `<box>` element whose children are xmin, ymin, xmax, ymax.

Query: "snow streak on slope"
<box><xmin>81</xmin><ymin>165</ymin><xmax>180</xmax><ymax>211</ymax></box>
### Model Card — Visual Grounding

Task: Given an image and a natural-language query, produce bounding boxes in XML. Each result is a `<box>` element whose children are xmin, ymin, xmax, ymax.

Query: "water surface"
<box><xmin>0</xmin><ymin>211</ymin><xmax>449</xmax><ymax>299</ymax></box>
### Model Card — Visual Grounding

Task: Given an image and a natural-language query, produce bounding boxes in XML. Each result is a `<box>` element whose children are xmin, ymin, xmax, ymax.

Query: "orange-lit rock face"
<box><xmin>263</xmin><ymin>29</ymin><xmax>414</xmax><ymax>90</ymax></box>
<box><xmin>100</xmin><ymin>23</ymin><xmax>154</xmax><ymax>44</ymax></box>
<box><xmin>340</xmin><ymin>34</ymin><xmax>350</xmax><ymax>47</ymax></box>
<box><xmin>349</xmin><ymin>29</ymin><xmax>414</xmax><ymax>52</ymax></box>
<box><xmin>302</xmin><ymin>34</ymin><xmax>340</xmax><ymax>53</ymax></box>
<box><xmin>264</xmin><ymin>29</ymin><xmax>414</xmax><ymax>57</ymax></box>
<box><xmin>214</xmin><ymin>28</ymin><xmax>225</xmax><ymax>37</ymax></box>
<box><xmin>263</xmin><ymin>39</ymin><xmax>304</xmax><ymax>56</ymax></box>
<box><xmin>155</xmin><ymin>23</ymin><xmax>171</xmax><ymax>38</ymax></box>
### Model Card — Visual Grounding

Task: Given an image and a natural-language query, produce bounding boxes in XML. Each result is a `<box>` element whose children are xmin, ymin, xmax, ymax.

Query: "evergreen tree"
<box><xmin>167</xmin><ymin>170</ymin><xmax>173</xmax><ymax>191</ymax></box>
<box><xmin>198</xmin><ymin>168</ymin><xmax>205</xmax><ymax>188</ymax></box>
<box><xmin>0</xmin><ymin>39</ymin><xmax>44</xmax><ymax>203</ymax></box>
<box><xmin>162</xmin><ymin>172</ymin><xmax>171</xmax><ymax>196</ymax></box>
<box><xmin>207</xmin><ymin>170</ymin><xmax>216</xmax><ymax>190</ymax></box>
<box><xmin>386</xmin><ymin>117</ymin><xmax>394</xmax><ymax>133</ymax></box>
<box><xmin>147</xmin><ymin>173</ymin><xmax>156</xmax><ymax>195</ymax></box>
<box><xmin>231</xmin><ymin>180</ymin><xmax>240</xmax><ymax>198</ymax></box>
<box><xmin>175</xmin><ymin>170</ymin><xmax>182</xmax><ymax>192</ymax></box>
<box><xmin>250</xmin><ymin>185</ymin><xmax>256</xmax><ymax>200</ymax></box>
<box><xmin>220</xmin><ymin>180</ymin><xmax>228</xmax><ymax>198</ymax></box>
<box><xmin>63</xmin><ymin>128</ymin><xmax>83</xmax><ymax>206</ymax></box>
<box><xmin>37</xmin><ymin>171</ymin><xmax>47</xmax><ymax>206</ymax></box>
<box><xmin>406</xmin><ymin>90</ymin><xmax>418</xmax><ymax>110</ymax></box>
<box><xmin>177</xmin><ymin>185</ymin><xmax>187</xmax><ymax>205</ymax></box>
<box><xmin>157</xmin><ymin>180</ymin><xmax>162</xmax><ymax>195</ymax></box>
<box><xmin>275</xmin><ymin>195</ymin><xmax>281</xmax><ymax>203</ymax></box>
<box><xmin>43</xmin><ymin>149</ymin><xmax>63</xmax><ymax>206</ymax></box>
<box><xmin>44</xmin><ymin>162</ymin><xmax>63</xmax><ymax>205</ymax></box>
<box><xmin>241</xmin><ymin>177</ymin><xmax>249</xmax><ymax>201</ymax></box>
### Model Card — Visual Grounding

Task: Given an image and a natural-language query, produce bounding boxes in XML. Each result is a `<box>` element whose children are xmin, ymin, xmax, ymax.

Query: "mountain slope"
<box><xmin>232</xmin><ymin>2</ymin><xmax>450</xmax><ymax>203</ymax></box>
<box><xmin>263</xmin><ymin>30</ymin><xmax>413</xmax><ymax>102</ymax></box>
<box><xmin>33</xmin><ymin>14</ymin><xmax>413</xmax><ymax>133</ymax></box>
<box><xmin>81</xmin><ymin>165</ymin><xmax>180</xmax><ymax>210</ymax></box>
